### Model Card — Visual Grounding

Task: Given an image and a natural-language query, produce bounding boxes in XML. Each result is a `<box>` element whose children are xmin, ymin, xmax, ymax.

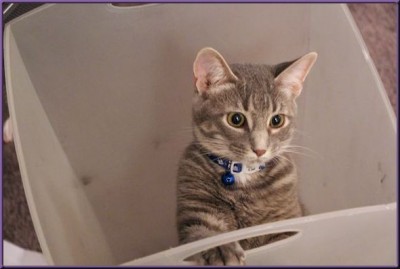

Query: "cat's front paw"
<box><xmin>196</xmin><ymin>242</ymin><xmax>245</xmax><ymax>266</ymax></box>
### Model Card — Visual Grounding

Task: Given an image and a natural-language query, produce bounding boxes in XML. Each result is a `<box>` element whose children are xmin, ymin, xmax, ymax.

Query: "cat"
<box><xmin>176</xmin><ymin>47</ymin><xmax>317</xmax><ymax>266</ymax></box>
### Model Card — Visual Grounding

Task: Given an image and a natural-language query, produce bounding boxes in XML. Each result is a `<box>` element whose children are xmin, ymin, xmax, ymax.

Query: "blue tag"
<box><xmin>232</xmin><ymin>163</ymin><xmax>242</xmax><ymax>173</ymax></box>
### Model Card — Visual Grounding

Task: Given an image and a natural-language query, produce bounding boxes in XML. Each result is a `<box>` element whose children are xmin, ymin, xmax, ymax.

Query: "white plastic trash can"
<box><xmin>4</xmin><ymin>3</ymin><xmax>397</xmax><ymax>266</ymax></box>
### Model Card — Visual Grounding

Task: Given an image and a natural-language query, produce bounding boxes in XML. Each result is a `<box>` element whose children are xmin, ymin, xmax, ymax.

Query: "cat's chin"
<box><xmin>241</xmin><ymin>157</ymin><xmax>267</xmax><ymax>166</ymax></box>
<box><xmin>242</xmin><ymin>154</ymin><xmax>281</xmax><ymax>167</ymax></box>
<box><xmin>241</xmin><ymin>154</ymin><xmax>272</xmax><ymax>165</ymax></box>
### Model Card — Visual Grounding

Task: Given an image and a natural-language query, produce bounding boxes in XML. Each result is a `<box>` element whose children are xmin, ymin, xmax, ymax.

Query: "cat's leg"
<box><xmin>176</xmin><ymin>145</ymin><xmax>246</xmax><ymax>265</ymax></box>
<box><xmin>196</xmin><ymin>241</ymin><xmax>245</xmax><ymax>266</ymax></box>
<box><xmin>180</xmin><ymin>218</ymin><xmax>245</xmax><ymax>265</ymax></box>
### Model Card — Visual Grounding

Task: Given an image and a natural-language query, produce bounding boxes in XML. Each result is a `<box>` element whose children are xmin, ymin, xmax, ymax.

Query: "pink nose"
<box><xmin>252</xmin><ymin>149</ymin><xmax>266</xmax><ymax>157</ymax></box>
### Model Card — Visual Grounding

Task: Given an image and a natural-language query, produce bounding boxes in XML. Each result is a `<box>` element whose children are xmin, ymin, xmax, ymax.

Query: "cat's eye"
<box><xmin>227</xmin><ymin>112</ymin><xmax>246</xmax><ymax>128</ymax></box>
<box><xmin>270</xmin><ymin>114</ymin><xmax>285</xmax><ymax>128</ymax></box>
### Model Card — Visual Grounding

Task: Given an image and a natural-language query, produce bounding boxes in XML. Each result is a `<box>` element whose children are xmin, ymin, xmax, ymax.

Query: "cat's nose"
<box><xmin>252</xmin><ymin>149</ymin><xmax>266</xmax><ymax>157</ymax></box>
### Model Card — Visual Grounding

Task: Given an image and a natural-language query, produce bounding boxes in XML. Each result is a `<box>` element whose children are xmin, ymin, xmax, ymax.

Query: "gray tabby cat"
<box><xmin>176</xmin><ymin>47</ymin><xmax>317</xmax><ymax>266</ymax></box>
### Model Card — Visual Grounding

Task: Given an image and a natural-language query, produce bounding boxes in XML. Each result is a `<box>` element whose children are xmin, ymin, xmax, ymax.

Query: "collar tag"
<box><xmin>208</xmin><ymin>154</ymin><xmax>266</xmax><ymax>175</ymax></box>
<box><xmin>240</xmin><ymin>163</ymin><xmax>267</xmax><ymax>174</ymax></box>
<box><xmin>230</xmin><ymin>162</ymin><xmax>242</xmax><ymax>174</ymax></box>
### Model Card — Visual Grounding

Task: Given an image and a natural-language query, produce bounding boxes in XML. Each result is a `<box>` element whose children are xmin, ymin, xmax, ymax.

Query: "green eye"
<box><xmin>270</xmin><ymin>114</ymin><xmax>285</xmax><ymax>128</ymax></box>
<box><xmin>227</xmin><ymin>112</ymin><xmax>246</xmax><ymax>128</ymax></box>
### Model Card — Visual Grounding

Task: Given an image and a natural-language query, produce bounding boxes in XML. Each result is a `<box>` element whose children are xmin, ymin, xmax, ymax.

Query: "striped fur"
<box><xmin>177</xmin><ymin>48</ymin><xmax>316</xmax><ymax>265</ymax></box>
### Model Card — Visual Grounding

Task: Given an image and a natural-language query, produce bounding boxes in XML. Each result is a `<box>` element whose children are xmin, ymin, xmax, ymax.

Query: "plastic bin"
<box><xmin>4</xmin><ymin>3</ymin><xmax>397</xmax><ymax>266</ymax></box>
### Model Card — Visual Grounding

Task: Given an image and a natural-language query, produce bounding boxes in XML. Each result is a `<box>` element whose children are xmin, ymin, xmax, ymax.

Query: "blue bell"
<box><xmin>221</xmin><ymin>171</ymin><xmax>235</xmax><ymax>186</ymax></box>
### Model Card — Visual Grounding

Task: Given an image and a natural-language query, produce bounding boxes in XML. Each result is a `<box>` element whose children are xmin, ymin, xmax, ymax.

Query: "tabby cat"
<box><xmin>176</xmin><ymin>47</ymin><xmax>317</xmax><ymax>265</ymax></box>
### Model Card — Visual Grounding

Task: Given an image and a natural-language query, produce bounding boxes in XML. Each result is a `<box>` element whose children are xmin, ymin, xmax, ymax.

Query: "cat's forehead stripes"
<box><xmin>230</xmin><ymin>64</ymin><xmax>277</xmax><ymax>114</ymax></box>
<box><xmin>209</xmin><ymin>85</ymin><xmax>243</xmax><ymax>111</ymax></box>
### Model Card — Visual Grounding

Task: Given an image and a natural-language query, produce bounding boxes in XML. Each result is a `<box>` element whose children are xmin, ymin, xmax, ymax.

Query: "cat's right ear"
<box><xmin>193</xmin><ymin>47</ymin><xmax>238</xmax><ymax>95</ymax></box>
<box><xmin>274</xmin><ymin>52</ymin><xmax>318</xmax><ymax>99</ymax></box>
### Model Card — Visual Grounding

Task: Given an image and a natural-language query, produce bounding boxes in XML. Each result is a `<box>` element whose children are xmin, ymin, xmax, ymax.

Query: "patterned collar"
<box><xmin>207</xmin><ymin>154</ymin><xmax>267</xmax><ymax>186</ymax></box>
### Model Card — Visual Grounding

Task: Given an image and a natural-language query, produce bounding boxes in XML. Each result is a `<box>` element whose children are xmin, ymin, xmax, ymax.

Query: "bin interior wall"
<box><xmin>296</xmin><ymin>4</ymin><xmax>396</xmax><ymax>214</ymax></box>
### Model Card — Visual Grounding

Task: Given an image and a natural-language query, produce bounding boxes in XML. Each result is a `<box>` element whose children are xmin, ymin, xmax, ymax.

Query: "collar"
<box><xmin>207</xmin><ymin>154</ymin><xmax>266</xmax><ymax>175</ymax></box>
<box><xmin>207</xmin><ymin>154</ymin><xmax>267</xmax><ymax>186</ymax></box>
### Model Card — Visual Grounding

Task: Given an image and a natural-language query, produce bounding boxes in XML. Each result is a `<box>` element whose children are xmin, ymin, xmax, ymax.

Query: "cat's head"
<box><xmin>192</xmin><ymin>47</ymin><xmax>317</xmax><ymax>165</ymax></box>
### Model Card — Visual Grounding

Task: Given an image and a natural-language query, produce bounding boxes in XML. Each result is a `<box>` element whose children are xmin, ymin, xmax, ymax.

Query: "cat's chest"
<box><xmin>221</xmin><ymin>185</ymin><xmax>271</xmax><ymax>228</ymax></box>
<box><xmin>233</xmin><ymin>173</ymin><xmax>255</xmax><ymax>185</ymax></box>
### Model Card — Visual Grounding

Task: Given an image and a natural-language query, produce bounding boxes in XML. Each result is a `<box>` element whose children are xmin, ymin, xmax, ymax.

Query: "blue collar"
<box><xmin>207</xmin><ymin>154</ymin><xmax>267</xmax><ymax>186</ymax></box>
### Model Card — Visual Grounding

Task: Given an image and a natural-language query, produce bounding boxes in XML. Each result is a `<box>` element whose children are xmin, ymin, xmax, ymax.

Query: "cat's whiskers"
<box><xmin>280</xmin><ymin>149</ymin><xmax>315</xmax><ymax>159</ymax></box>
<box><xmin>273</xmin><ymin>154</ymin><xmax>295</xmax><ymax>166</ymax></box>
<box><xmin>268</xmin><ymin>156</ymin><xmax>281</xmax><ymax>166</ymax></box>
<box><xmin>281</xmin><ymin>144</ymin><xmax>322</xmax><ymax>159</ymax></box>
<box><xmin>283</xmin><ymin>144</ymin><xmax>318</xmax><ymax>154</ymax></box>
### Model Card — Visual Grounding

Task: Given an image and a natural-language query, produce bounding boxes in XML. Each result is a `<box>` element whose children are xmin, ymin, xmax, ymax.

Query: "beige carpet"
<box><xmin>2</xmin><ymin>3</ymin><xmax>397</xmax><ymax>252</ymax></box>
<box><xmin>348</xmin><ymin>3</ymin><xmax>397</xmax><ymax>114</ymax></box>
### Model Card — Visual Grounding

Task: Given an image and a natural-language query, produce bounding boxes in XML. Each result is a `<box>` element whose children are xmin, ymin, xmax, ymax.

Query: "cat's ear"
<box><xmin>193</xmin><ymin>47</ymin><xmax>238</xmax><ymax>94</ymax></box>
<box><xmin>274</xmin><ymin>52</ymin><xmax>318</xmax><ymax>98</ymax></box>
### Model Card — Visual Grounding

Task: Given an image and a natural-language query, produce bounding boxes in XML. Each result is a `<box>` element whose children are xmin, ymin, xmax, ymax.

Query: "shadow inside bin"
<box><xmin>183</xmin><ymin>231</ymin><xmax>298</xmax><ymax>265</ymax></box>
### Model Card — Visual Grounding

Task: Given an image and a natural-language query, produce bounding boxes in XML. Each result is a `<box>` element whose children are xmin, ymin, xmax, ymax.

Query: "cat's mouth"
<box><xmin>243</xmin><ymin>150</ymin><xmax>273</xmax><ymax>164</ymax></box>
<box><xmin>242</xmin><ymin>156</ymin><xmax>270</xmax><ymax>166</ymax></box>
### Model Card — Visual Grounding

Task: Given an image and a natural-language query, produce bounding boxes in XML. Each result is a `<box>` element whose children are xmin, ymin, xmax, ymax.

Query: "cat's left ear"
<box><xmin>274</xmin><ymin>52</ymin><xmax>318</xmax><ymax>98</ymax></box>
